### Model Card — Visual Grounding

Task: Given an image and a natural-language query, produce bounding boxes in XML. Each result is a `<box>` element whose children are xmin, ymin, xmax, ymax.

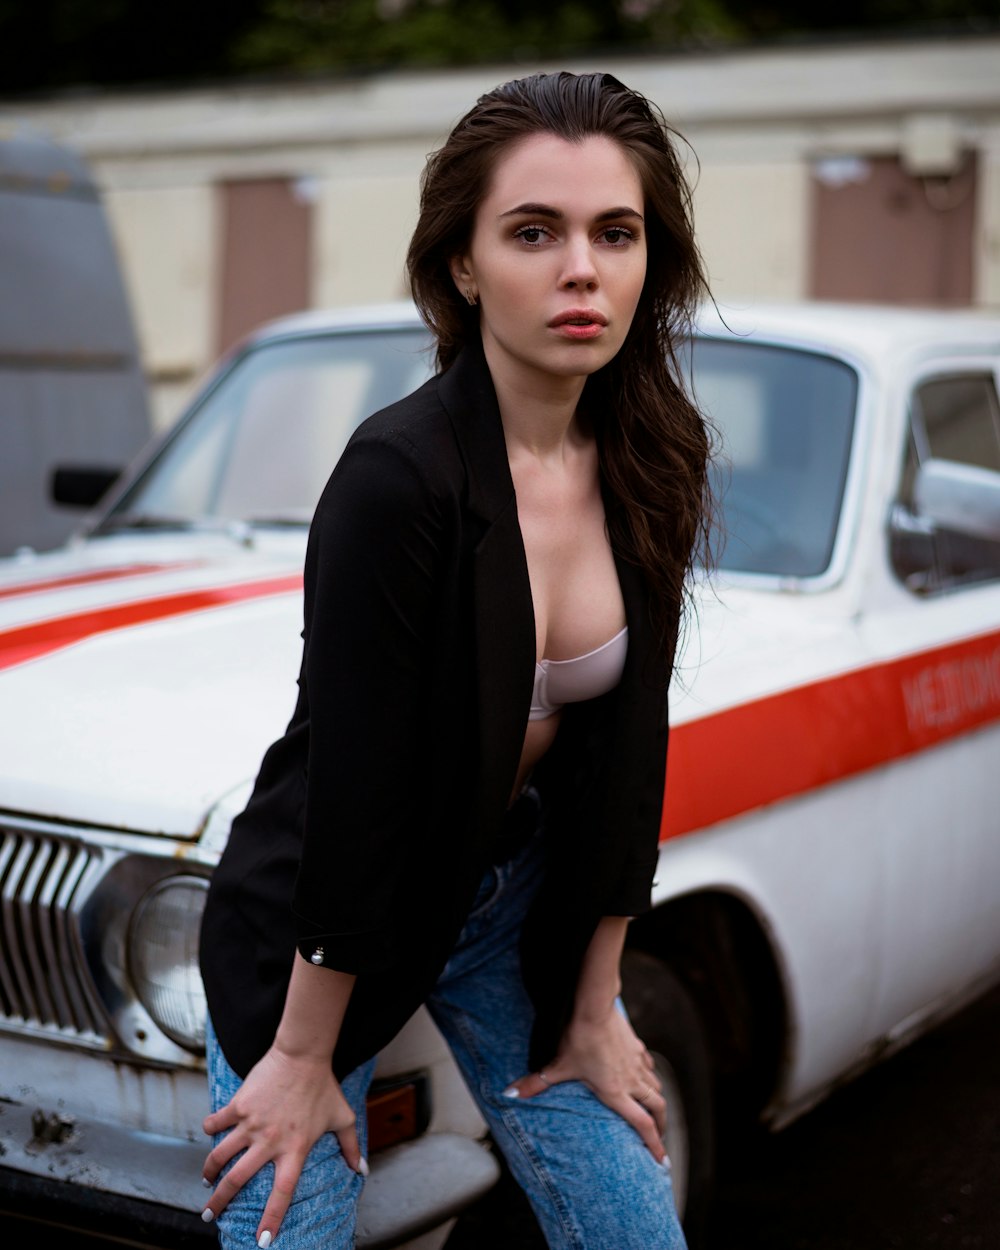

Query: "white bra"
<box><xmin>529</xmin><ymin>626</ymin><xmax>628</xmax><ymax>721</ymax></box>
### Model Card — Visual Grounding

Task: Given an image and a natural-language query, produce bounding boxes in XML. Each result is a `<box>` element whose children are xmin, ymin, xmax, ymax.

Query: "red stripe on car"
<box><xmin>0</xmin><ymin>563</ymin><xmax>198</xmax><ymax>601</ymax></box>
<box><xmin>662</xmin><ymin>628</ymin><xmax>1000</xmax><ymax>839</ymax></box>
<box><xmin>0</xmin><ymin>574</ymin><xmax>304</xmax><ymax>671</ymax></box>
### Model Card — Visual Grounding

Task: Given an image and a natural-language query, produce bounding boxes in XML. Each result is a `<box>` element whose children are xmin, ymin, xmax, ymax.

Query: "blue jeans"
<box><xmin>206</xmin><ymin>827</ymin><xmax>687</xmax><ymax>1249</ymax></box>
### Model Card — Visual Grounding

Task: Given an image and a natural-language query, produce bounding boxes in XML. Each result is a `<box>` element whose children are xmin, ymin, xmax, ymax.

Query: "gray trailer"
<box><xmin>0</xmin><ymin>129</ymin><xmax>151</xmax><ymax>556</ymax></box>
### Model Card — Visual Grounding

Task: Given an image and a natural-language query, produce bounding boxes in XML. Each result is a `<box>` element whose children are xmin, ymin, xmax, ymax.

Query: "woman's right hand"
<box><xmin>201</xmin><ymin>1043</ymin><xmax>365</xmax><ymax>1247</ymax></box>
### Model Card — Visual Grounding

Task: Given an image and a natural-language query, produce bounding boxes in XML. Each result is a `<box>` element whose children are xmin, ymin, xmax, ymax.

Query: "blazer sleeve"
<box><xmin>290</xmin><ymin>429</ymin><xmax>450</xmax><ymax>975</ymax></box>
<box><xmin>602</xmin><ymin>617</ymin><xmax>673</xmax><ymax>917</ymax></box>
<box><xmin>601</xmin><ymin>702</ymin><xmax>669</xmax><ymax>917</ymax></box>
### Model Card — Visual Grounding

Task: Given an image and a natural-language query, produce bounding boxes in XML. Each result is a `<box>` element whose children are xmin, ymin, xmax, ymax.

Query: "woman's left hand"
<box><xmin>503</xmin><ymin>1005</ymin><xmax>667</xmax><ymax>1163</ymax></box>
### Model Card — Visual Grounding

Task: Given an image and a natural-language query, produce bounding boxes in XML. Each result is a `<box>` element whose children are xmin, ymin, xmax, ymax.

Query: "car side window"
<box><xmin>891</xmin><ymin>371</ymin><xmax>1000</xmax><ymax>594</ymax></box>
<box><xmin>915</xmin><ymin>376</ymin><xmax>1000</xmax><ymax>471</ymax></box>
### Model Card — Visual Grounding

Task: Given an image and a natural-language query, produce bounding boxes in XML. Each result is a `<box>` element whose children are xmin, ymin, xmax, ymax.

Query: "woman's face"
<box><xmin>451</xmin><ymin>132</ymin><xmax>647</xmax><ymax>395</ymax></box>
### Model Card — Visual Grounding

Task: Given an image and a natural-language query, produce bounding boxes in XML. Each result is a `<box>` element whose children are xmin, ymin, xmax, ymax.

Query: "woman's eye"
<box><xmin>514</xmin><ymin>225</ymin><xmax>548</xmax><ymax>245</ymax></box>
<box><xmin>601</xmin><ymin>227</ymin><xmax>634</xmax><ymax>246</ymax></box>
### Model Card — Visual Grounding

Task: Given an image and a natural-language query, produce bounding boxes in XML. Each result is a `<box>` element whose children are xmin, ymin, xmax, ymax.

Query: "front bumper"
<box><xmin>0</xmin><ymin>1083</ymin><xmax>499</xmax><ymax>1249</ymax></box>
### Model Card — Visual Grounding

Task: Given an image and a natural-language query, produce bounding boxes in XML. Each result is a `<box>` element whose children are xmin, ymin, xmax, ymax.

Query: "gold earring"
<box><xmin>464</xmin><ymin>287</ymin><xmax>478</xmax><ymax>307</ymax></box>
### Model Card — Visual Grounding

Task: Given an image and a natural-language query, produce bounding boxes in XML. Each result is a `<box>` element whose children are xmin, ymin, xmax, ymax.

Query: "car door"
<box><xmin>861</xmin><ymin>359</ymin><xmax>1000</xmax><ymax>1039</ymax></box>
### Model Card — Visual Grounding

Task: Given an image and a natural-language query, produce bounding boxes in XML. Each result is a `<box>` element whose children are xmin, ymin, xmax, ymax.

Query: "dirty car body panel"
<box><xmin>0</xmin><ymin>306</ymin><xmax>495</xmax><ymax>1247</ymax></box>
<box><xmin>2</xmin><ymin>300</ymin><xmax>1000</xmax><ymax>1239</ymax></box>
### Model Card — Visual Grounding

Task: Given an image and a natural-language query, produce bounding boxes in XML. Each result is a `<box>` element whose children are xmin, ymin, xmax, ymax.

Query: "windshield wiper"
<box><xmin>97</xmin><ymin>513</ymin><xmax>198</xmax><ymax>533</ymax></box>
<box><xmin>244</xmin><ymin>514</ymin><xmax>311</xmax><ymax>529</ymax></box>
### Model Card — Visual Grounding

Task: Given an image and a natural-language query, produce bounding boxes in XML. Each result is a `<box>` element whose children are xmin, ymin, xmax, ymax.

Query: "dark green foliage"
<box><xmin>0</xmin><ymin>0</ymin><xmax>265</xmax><ymax>94</ymax></box>
<box><xmin>1</xmin><ymin>0</ymin><xmax>997</xmax><ymax>97</ymax></box>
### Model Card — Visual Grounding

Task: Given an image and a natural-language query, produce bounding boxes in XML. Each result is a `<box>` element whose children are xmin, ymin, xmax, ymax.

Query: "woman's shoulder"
<box><xmin>353</xmin><ymin>372</ymin><xmax>458</xmax><ymax>467</ymax></box>
<box><xmin>315</xmin><ymin>373</ymin><xmax>464</xmax><ymax>520</ymax></box>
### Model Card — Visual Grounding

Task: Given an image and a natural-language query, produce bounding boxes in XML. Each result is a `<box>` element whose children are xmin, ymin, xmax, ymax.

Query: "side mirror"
<box><xmin>913</xmin><ymin>458</ymin><xmax>1000</xmax><ymax>542</ymax></box>
<box><xmin>51</xmin><ymin>465</ymin><xmax>123</xmax><ymax>509</ymax></box>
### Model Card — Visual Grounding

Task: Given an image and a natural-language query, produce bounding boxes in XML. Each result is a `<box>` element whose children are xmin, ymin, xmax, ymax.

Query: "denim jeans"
<box><xmin>206</xmin><ymin>825</ymin><xmax>687</xmax><ymax>1249</ymax></box>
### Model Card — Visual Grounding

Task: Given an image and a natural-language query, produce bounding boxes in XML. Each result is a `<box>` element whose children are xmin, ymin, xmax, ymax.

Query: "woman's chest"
<box><xmin>513</xmin><ymin>475</ymin><xmax>625</xmax><ymax>661</ymax></box>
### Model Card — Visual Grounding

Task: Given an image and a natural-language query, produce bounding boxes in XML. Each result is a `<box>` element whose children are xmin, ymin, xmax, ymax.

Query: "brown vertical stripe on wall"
<box><xmin>216</xmin><ymin>178</ymin><xmax>312</xmax><ymax>357</ymax></box>
<box><xmin>809</xmin><ymin>154</ymin><xmax>976</xmax><ymax>306</ymax></box>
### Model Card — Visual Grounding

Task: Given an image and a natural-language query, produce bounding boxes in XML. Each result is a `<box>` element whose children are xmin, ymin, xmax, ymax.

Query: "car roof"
<box><xmin>242</xmin><ymin>300</ymin><xmax>425</xmax><ymax>344</ymax></box>
<box><xmin>0</xmin><ymin>129</ymin><xmax>96</xmax><ymax>191</ymax></box>
<box><xmin>697</xmin><ymin>300</ymin><xmax>1000</xmax><ymax>363</ymax></box>
<box><xmin>244</xmin><ymin>298</ymin><xmax>1000</xmax><ymax>365</ymax></box>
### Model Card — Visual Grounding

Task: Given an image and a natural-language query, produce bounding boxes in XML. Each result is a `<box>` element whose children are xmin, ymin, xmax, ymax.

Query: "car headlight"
<box><xmin>127</xmin><ymin>875</ymin><xmax>208</xmax><ymax>1053</ymax></box>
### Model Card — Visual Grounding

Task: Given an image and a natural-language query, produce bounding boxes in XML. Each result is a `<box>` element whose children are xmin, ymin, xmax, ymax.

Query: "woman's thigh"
<box><xmin>489</xmin><ymin>1077</ymin><xmax>685</xmax><ymax>1250</ymax></box>
<box><xmin>426</xmin><ymin>844</ymin><xmax>686</xmax><ymax>1250</ymax></box>
<box><xmin>205</xmin><ymin>1017</ymin><xmax>376</xmax><ymax>1250</ymax></box>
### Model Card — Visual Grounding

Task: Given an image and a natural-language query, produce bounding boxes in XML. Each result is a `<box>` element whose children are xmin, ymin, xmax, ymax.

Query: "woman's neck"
<box><xmin>482</xmin><ymin>340</ymin><xmax>590</xmax><ymax>464</ymax></box>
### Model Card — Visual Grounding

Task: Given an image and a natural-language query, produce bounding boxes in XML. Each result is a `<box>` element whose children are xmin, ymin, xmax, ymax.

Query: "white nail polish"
<box><xmin>258</xmin><ymin>1231</ymin><xmax>273</xmax><ymax>1248</ymax></box>
<box><xmin>358</xmin><ymin>1156</ymin><xmax>370</xmax><ymax>1177</ymax></box>
<box><xmin>201</xmin><ymin>1176</ymin><xmax>212</xmax><ymax>1189</ymax></box>
<box><xmin>502</xmin><ymin>1085</ymin><xmax>520</xmax><ymax>1099</ymax></box>
<box><xmin>201</xmin><ymin>1208</ymin><xmax>215</xmax><ymax>1224</ymax></box>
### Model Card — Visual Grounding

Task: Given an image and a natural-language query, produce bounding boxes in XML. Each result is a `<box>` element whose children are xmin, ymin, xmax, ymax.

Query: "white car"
<box><xmin>1</xmin><ymin>300</ymin><xmax>999</xmax><ymax>1248</ymax></box>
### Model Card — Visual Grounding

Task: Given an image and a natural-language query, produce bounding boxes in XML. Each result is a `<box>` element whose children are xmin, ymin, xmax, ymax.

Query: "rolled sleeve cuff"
<box><xmin>293</xmin><ymin>913</ymin><xmax>395</xmax><ymax>975</ymax></box>
<box><xmin>602</xmin><ymin>853</ymin><xmax>658</xmax><ymax>917</ymax></box>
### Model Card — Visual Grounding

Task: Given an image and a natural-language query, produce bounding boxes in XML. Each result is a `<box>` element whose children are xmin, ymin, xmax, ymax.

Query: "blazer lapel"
<box><xmin>439</xmin><ymin>344</ymin><xmax>536</xmax><ymax>825</ymax></box>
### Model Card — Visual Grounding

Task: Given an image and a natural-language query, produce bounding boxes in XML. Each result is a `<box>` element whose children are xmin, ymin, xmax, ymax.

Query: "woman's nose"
<box><xmin>559</xmin><ymin>240</ymin><xmax>599</xmax><ymax>291</ymax></box>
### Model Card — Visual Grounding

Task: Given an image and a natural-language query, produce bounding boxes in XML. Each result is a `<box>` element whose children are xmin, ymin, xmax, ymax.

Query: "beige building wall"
<box><xmin>313</xmin><ymin>167</ymin><xmax>422</xmax><ymax>309</ymax></box>
<box><xmin>3</xmin><ymin>36</ymin><xmax>997</xmax><ymax>430</ymax></box>
<box><xmin>103</xmin><ymin>184</ymin><xmax>218</xmax><ymax>430</ymax></box>
<box><xmin>975</xmin><ymin>144</ymin><xmax>1000</xmax><ymax>307</ymax></box>
<box><xmin>691</xmin><ymin>161</ymin><xmax>811</xmax><ymax>303</ymax></box>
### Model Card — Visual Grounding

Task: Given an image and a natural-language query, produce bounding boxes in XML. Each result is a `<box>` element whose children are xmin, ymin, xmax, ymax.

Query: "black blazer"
<box><xmin>199</xmin><ymin>340</ymin><xmax>674</xmax><ymax>1081</ymax></box>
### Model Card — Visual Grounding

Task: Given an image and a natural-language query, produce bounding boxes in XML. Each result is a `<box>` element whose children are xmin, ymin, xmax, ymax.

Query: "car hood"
<box><xmin>0</xmin><ymin>537</ymin><xmax>848</xmax><ymax>842</ymax></box>
<box><xmin>0</xmin><ymin>535</ymin><xmax>307</xmax><ymax>838</ymax></box>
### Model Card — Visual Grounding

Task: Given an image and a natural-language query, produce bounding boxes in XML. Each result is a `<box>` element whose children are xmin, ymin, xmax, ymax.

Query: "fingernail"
<box><xmin>201</xmin><ymin>1208</ymin><xmax>215</xmax><ymax>1224</ymax></box>
<box><xmin>502</xmin><ymin>1085</ymin><xmax>520</xmax><ymax>1099</ymax></box>
<box><xmin>258</xmin><ymin>1232</ymin><xmax>273</xmax><ymax>1249</ymax></box>
<box><xmin>358</xmin><ymin>1156</ymin><xmax>370</xmax><ymax>1177</ymax></box>
<box><xmin>201</xmin><ymin>1176</ymin><xmax>212</xmax><ymax>1189</ymax></box>
<box><xmin>660</xmin><ymin>1154</ymin><xmax>672</xmax><ymax>1171</ymax></box>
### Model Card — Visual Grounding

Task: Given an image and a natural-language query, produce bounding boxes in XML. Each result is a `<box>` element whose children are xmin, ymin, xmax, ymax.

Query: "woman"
<box><xmin>198</xmin><ymin>69</ymin><xmax>713</xmax><ymax>1250</ymax></box>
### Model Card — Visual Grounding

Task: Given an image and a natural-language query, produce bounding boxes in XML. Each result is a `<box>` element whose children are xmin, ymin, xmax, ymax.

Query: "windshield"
<box><xmin>101</xmin><ymin>324</ymin><xmax>857</xmax><ymax>579</ymax></box>
<box><xmin>102</xmin><ymin>328</ymin><xmax>433</xmax><ymax>531</ymax></box>
<box><xmin>692</xmin><ymin>337</ymin><xmax>858</xmax><ymax>578</ymax></box>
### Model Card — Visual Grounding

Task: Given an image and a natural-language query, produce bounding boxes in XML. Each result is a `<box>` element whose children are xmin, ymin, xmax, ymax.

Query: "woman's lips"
<box><xmin>552</xmin><ymin>323</ymin><xmax>605</xmax><ymax>340</ymax></box>
<box><xmin>548</xmin><ymin>309</ymin><xmax>608</xmax><ymax>341</ymax></box>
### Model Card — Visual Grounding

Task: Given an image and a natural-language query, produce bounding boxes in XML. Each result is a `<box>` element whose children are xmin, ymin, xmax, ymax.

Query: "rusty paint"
<box><xmin>29</xmin><ymin>1109</ymin><xmax>75</xmax><ymax>1148</ymax></box>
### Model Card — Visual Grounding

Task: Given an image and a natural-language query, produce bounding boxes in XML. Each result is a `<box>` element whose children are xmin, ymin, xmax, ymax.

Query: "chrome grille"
<box><xmin>0</xmin><ymin>825</ymin><xmax>110</xmax><ymax>1042</ymax></box>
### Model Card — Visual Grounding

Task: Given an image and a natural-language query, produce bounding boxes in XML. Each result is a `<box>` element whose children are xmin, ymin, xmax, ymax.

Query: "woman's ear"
<box><xmin>449</xmin><ymin>255</ymin><xmax>479</xmax><ymax>307</ymax></box>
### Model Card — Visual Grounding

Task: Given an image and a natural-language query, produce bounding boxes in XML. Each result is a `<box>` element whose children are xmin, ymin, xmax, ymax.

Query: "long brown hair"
<box><xmin>406</xmin><ymin>70</ymin><xmax>715</xmax><ymax>656</ymax></box>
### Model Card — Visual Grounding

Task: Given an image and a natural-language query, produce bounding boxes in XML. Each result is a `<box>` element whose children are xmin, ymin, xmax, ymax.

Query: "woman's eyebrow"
<box><xmin>499</xmin><ymin>202</ymin><xmax>644</xmax><ymax>223</ymax></box>
<box><xmin>596</xmin><ymin>207</ymin><xmax>644</xmax><ymax>223</ymax></box>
